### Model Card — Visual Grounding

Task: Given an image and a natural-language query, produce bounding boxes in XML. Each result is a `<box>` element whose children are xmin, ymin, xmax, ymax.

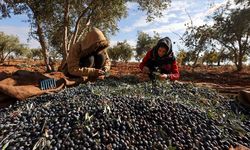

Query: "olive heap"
<box><xmin>0</xmin><ymin>77</ymin><xmax>249</xmax><ymax>150</ymax></box>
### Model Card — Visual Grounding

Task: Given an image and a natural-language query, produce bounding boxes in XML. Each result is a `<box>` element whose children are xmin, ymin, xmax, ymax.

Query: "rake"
<box><xmin>39</xmin><ymin>78</ymin><xmax>57</xmax><ymax>90</ymax></box>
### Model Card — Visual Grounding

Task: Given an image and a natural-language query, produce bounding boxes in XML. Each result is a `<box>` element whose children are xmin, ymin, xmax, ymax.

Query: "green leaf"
<box><xmin>2</xmin><ymin>141</ymin><xmax>10</xmax><ymax>150</ymax></box>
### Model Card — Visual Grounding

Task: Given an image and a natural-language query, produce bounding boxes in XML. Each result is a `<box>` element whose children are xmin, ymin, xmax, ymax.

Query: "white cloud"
<box><xmin>166</xmin><ymin>0</ymin><xmax>195</xmax><ymax>12</ymax></box>
<box><xmin>110</xmin><ymin>40</ymin><xmax>136</xmax><ymax>48</ymax></box>
<box><xmin>143</xmin><ymin>22</ymin><xmax>186</xmax><ymax>34</ymax></box>
<box><xmin>27</xmin><ymin>40</ymin><xmax>40</xmax><ymax>48</ymax></box>
<box><xmin>122</xmin><ymin>27</ymin><xmax>134</xmax><ymax>33</ymax></box>
<box><xmin>0</xmin><ymin>26</ymin><xmax>40</xmax><ymax>48</ymax></box>
<box><xmin>206</xmin><ymin>2</ymin><xmax>225</xmax><ymax>15</ymax></box>
<box><xmin>141</xmin><ymin>0</ymin><xmax>225</xmax><ymax>37</ymax></box>
<box><xmin>133</xmin><ymin>16</ymin><xmax>149</xmax><ymax>28</ymax></box>
<box><xmin>183</xmin><ymin>0</ymin><xmax>234</xmax><ymax>27</ymax></box>
<box><xmin>110</xmin><ymin>40</ymin><xmax>118</xmax><ymax>47</ymax></box>
<box><xmin>0</xmin><ymin>26</ymin><xmax>27</xmax><ymax>38</ymax></box>
<box><xmin>121</xmin><ymin>0</ymin><xmax>196</xmax><ymax>33</ymax></box>
<box><xmin>121</xmin><ymin>16</ymin><xmax>150</xmax><ymax>33</ymax></box>
<box><xmin>154</xmin><ymin>13</ymin><xmax>179</xmax><ymax>24</ymax></box>
<box><xmin>198</xmin><ymin>0</ymin><xmax>233</xmax><ymax>18</ymax></box>
<box><xmin>111</xmin><ymin>0</ymin><xmax>237</xmax><ymax>54</ymax></box>
<box><xmin>126</xmin><ymin>40</ymin><xmax>136</xmax><ymax>47</ymax></box>
<box><xmin>126</xmin><ymin>2</ymin><xmax>138</xmax><ymax>10</ymax></box>
<box><xmin>204</xmin><ymin>0</ymin><xmax>239</xmax><ymax>16</ymax></box>
<box><xmin>121</xmin><ymin>0</ymin><xmax>192</xmax><ymax>33</ymax></box>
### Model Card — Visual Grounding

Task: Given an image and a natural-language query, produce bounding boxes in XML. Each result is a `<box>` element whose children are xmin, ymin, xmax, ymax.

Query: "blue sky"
<box><xmin>0</xmin><ymin>0</ymin><xmax>232</xmax><ymax>54</ymax></box>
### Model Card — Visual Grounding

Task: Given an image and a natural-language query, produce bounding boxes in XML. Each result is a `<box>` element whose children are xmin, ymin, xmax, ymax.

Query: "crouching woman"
<box><xmin>139</xmin><ymin>37</ymin><xmax>180</xmax><ymax>81</ymax></box>
<box><xmin>61</xmin><ymin>27</ymin><xmax>111</xmax><ymax>80</ymax></box>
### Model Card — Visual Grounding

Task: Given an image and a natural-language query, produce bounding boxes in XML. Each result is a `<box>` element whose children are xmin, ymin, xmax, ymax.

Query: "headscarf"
<box><xmin>151</xmin><ymin>37</ymin><xmax>175</xmax><ymax>63</ymax></box>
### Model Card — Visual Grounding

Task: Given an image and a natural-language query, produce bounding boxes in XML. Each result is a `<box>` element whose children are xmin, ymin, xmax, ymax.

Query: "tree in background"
<box><xmin>210</xmin><ymin>3</ymin><xmax>250</xmax><ymax>71</ymax></box>
<box><xmin>26</xmin><ymin>48</ymin><xmax>43</xmax><ymax>60</ymax></box>
<box><xmin>182</xmin><ymin>1</ymin><xmax>250</xmax><ymax>71</ymax></box>
<box><xmin>184</xmin><ymin>50</ymin><xmax>200</xmax><ymax>66</ymax></box>
<box><xmin>108</xmin><ymin>40</ymin><xmax>133</xmax><ymax>62</ymax></box>
<box><xmin>1</xmin><ymin>0</ymin><xmax>171</xmax><ymax>71</ymax></box>
<box><xmin>176</xmin><ymin>49</ymin><xmax>188</xmax><ymax>66</ymax></box>
<box><xmin>118</xmin><ymin>41</ymin><xmax>134</xmax><ymax>62</ymax></box>
<box><xmin>183</xmin><ymin>24</ymin><xmax>213</xmax><ymax>68</ymax></box>
<box><xmin>108</xmin><ymin>47</ymin><xmax>120</xmax><ymax>62</ymax></box>
<box><xmin>201</xmin><ymin>50</ymin><xmax>219</xmax><ymax>66</ymax></box>
<box><xmin>135</xmin><ymin>31</ymin><xmax>160</xmax><ymax>62</ymax></box>
<box><xmin>0</xmin><ymin>32</ymin><xmax>29</xmax><ymax>63</ymax></box>
<box><xmin>235</xmin><ymin>0</ymin><xmax>250</xmax><ymax>5</ymax></box>
<box><xmin>0</xmin><ymin>0</ymin><xmax>58</xmax><ymax>71</ymax></box>
<box><xmin>47</xmin><ymin>0</ymin><xmax>128</xmax><ymax>68</ymax></box>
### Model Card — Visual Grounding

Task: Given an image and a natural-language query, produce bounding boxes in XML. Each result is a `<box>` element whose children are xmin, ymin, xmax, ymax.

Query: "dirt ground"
<box><xmin>1</xmin><ymin>59</ymin><xmax>250</xmax><ymax>96</ymax></box>
<box><xmin>111</xmin><ymin>62</ymin><xmax>250</xmax><ymax>95</ymax></box>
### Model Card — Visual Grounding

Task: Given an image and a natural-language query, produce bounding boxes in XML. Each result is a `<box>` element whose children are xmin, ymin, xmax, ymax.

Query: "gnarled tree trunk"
<box><xmin>59</xmin><ymin>0</ymin><xmax>70</xmax><ymax>71</ymax></box>
<box><xmin>36</xmin><ymin>20</ymin><xmax>53</xmax><ymax>72</ymax></box>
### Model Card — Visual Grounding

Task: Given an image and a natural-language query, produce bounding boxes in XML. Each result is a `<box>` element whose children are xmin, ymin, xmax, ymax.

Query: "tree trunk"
<box><xmin>217</xmin><ymin>59</ymin><xmax>220</xmax><ymax>66</ymax></box>
<box><xmin>70</xmin><ymin>4</ymin><xmax>95</xmax><ymax>47</ymax></box>
<box><xmin>59</xmin><ymin>0</ymin><xmax>70</xmax><ymax>70</ymax></box>
<box><xmin>36</xmin><ymin>20</ymin><xmax>52</xmax><ymax>72</ymax></box>
<box><xmin>192</xmin><ymin>49</ymin><xmax>201</xmax><ymax>68</ymax></box>
<box><xmin>237</xmin><ymin>58</ymin><xmax>243</xmax><ymax>71</ymax></box>
<box><xmin>0</xmin><ymin>49</ymin><xmax>4</xmax><ymax>63</ymax></box>
<box><xmin>217</xmin><ymin>53</ymin><xmax>223</xmax><ymax>66</ymax></box>
<box><xmin>3</xmin><ymin>50</ymin><xmax>11</xmax><ymax>63</ymax></box>
<box><xmin>236</xmin><ymin>38</ymin><xmax>243</xmax><ymax>71</ymax></box>
<box><xmin>0</xmin><ymin>48</ymin><xmax>11</xmax><ymax>63</ymax></box>
<box><xmin>70</xmin><ymin>8</ymin><xmax>88</xmax><ymax>47</ymax></box>
<box><xmin>237</xmin><ymin>50</ymin><xmax>243</xmax><ymax>71</ymax></box>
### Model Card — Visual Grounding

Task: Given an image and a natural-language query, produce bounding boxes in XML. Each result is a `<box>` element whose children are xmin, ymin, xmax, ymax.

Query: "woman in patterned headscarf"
<box><xmin>139</xmin><ymin>37</ymin><xmax>180</xmax><ymax>81</ymax></box>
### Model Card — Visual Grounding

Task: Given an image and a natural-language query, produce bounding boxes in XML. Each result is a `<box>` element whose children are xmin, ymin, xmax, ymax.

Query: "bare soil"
<box><xmin>1</xmin><ymin>60</ymin><xmax>250</xmax><ymax>95</ymax></box>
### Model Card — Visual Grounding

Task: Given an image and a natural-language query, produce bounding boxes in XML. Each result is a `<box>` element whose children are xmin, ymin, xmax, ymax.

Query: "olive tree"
<box><xmin>108</xmin><ymin>40</ymin><xmax>133</xmax><ymax>62</ymax></box>
<box><xmin>1</xmin><ymin>0</ymin><xmax>171</xmax><ymax>71</ymax></box>
<box><xmin>135</xmin><ymin>31</ymin><xmax>160</xmax><ymax>62</ymax></box>
<box><xmin>0</xmin><ymin>32</ymin><xmax>29</xmax><ymax>63</ymax></box>
<box><xmin>211</xmin><ymin>6</ymin><xmax>250</xmax><ymax>71</ymax></box>
<box><xmin>183</xmin><ymin>1</ymin><xmax>250</xmax><ymax>71</ymax></box>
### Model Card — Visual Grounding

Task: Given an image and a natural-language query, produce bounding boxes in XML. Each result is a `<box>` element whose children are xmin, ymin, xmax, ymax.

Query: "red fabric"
<box><xmin>169</xmin><ymin>61</ymin><xmax>180</xmax><ymax>81</ymax></box>
<box><xmin>139</xmin><ymin>49</ymin><xmax>180</xmax><ymax>81</ymax></box>
<box><xmin>139</xmin><ymin>49</ymin><xmax>152</xmax><ymax>70</ymax></box>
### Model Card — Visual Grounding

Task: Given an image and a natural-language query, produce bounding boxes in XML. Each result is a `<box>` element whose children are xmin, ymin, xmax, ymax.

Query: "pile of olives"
<box><xmin>0</xmin><ymin>78</ymin><xmax>249</xmax><ymax>150</ymax></box>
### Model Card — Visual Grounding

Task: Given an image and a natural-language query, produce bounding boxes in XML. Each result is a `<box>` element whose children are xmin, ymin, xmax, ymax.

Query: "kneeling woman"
<box><xmin>139</xmin><ymin>37</ymin><xmax>180</xmax><ymax>81</ymax></box>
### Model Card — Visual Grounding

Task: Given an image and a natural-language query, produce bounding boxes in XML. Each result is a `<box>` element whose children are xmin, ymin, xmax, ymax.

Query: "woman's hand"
<box><xmin>95</xmin><ymin>69</ymin><xmax>105</xmax><ymax>76</ymax></box>
<box><xmin>159</xmin><ymin>74</ymin><xmax>169</xmax><ymax>80</ymax></box>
